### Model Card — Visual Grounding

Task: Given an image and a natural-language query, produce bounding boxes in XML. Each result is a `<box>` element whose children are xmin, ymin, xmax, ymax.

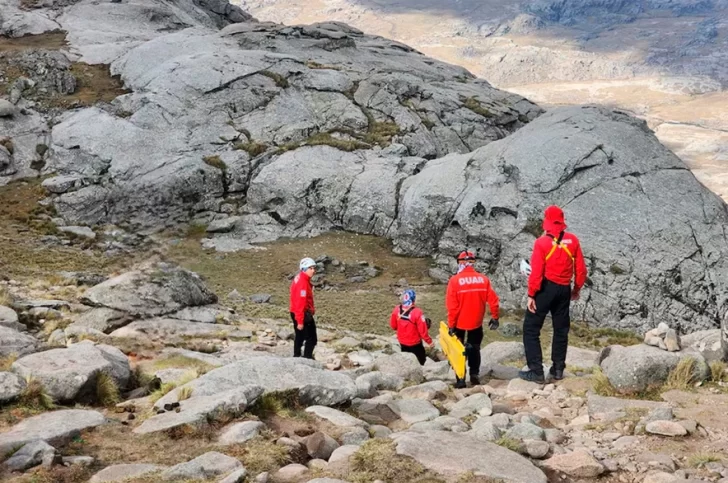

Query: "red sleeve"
<box><xmin>446</xmin><ymin>277</ymin><xmax>460</xmax><ymax>329</ymax></box>
<box><xmin>416</xmin><ymin>310</ymin><xmax>432</xmax><ymax>345</ymax></box>
<box><xmin>573</xmin><ymin>239</ymin><xmax>587</xmax><ymax>291</ymax></box>
<box><xmin>307</xmin><ymin>279</ymin><xmax>315</xmax><ymax>315</ymax></box>
<box><xmin>290</xmin><ymin>275</ymin><xmax>306</xmax><ymax>325</ymax></box>
<box><xmin>390</xmin><ymin>307</ymin><xmax>399</xmax><ymax>331</ymax></box>
<box><xmin>486</xmin><ymin>280</ymin><xmax>500</xmax><ymax>319</ymax></box>
<box><xmin>528</xmin><ymin>238</ymin><xmax>546</xmax><ymax>298</ymax></box>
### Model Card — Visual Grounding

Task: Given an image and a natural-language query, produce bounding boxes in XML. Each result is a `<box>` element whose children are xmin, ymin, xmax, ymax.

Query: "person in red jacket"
<box><xmin>390</xmin><ymin>289</ymin><xmax>432</xmax><ymax>365</ymax></box>
<box><xmin>446</xmin><ymin>250</ymin><xmax>500</xmax><ymax>388</ymax></box>
<box><xmin>520</xmin><ymin>205</ymin><xmax>588</xmax><ymax>383</ymax></box>
<box><xmin>289</xmin><ymin>257</ymin><xmax>318</xmax><ymax>359</ymax></box>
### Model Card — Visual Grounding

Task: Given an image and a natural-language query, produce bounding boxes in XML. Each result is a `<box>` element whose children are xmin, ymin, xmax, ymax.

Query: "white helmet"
<box><xmin>299</xmin><ymin>257</ymin><xmax>316</xmax><ymax>271</ymax></box>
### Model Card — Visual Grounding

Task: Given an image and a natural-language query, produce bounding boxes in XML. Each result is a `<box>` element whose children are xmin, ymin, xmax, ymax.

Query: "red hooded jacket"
<box><xmin>446</xmin><ymin>265</ymin><xmax>500</xmax><ymax>330</ymax></box>
<box><xmin>528</xmin><ymin>230</ymin><xmax>587</xmax><ymax>297</ymax></box>
<box><xmin>390</xmin><ymin>305</ymin><xmax>432</xmax><ymax>346</ymax></box>
<box><xmin>289</xmin><ymin>271</ymin><xmax>315</xmax><ymax>325</ymax></box>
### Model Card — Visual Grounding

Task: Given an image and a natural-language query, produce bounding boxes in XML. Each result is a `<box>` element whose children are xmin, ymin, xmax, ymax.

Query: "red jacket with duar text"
<box><xmin>446</xmin><ymin>265</ymin><xmax>500</xmax><ymax>330</ymax></box>
<box><xmin>289</xmin><ymin>271</ymin><xmax>315</xmax><ymax>325</ymax></box>
<box><xmin>390</xmin><ymin>305</ymin><xmax>432</xmax><ymax>346</ymax></box>
<box><xmin>527</xmin><ymin>230</ymin><xmax>587</xmax><ymax>297</ymax></box>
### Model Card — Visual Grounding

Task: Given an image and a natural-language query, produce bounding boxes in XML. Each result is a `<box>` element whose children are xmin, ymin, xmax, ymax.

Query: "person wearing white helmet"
<box><xmin>289</xmin><ymin>257</ymin><xmax>318</xmax><ymax>359</ymax></box>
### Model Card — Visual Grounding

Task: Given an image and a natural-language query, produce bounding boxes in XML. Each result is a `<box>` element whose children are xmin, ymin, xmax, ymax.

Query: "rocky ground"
<box><xmin>1</xmin><ymin>250</ymin><xmax>728</xmax><ymax>483</ymax></box>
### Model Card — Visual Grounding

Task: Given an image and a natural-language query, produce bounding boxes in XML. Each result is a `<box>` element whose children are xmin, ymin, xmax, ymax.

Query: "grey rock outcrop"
<box><xmin>0</xmin><ymin>326</ymin><xmax>38</xmax><ymax>358</ymax></box>
<box><xmin>0</xmin><ymin>371</ymin><xmax>26</xmax><ymax>404</ymax></box>
<box><xmin>11</xmin><ymin>342</ymin><xmax>130</xmax><ymax>403</ymax></box>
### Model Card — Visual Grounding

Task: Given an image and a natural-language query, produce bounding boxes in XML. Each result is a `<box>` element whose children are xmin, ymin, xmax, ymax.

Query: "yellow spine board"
<box><xmin>438</xmin><ymin>321</ymin><xmax>467</xmax><ymax>379</ymax></box>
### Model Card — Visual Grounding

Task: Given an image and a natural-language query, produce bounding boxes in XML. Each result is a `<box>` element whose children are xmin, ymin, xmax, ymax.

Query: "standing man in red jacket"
<box><xmin>446</xmin><ymin>250</ymin><xmax>500</xmax><ymax>388</ymax></box>
<box><xmin>290</xmin><ymin>257</ymin><xmax>318</xmax><ymax>359</ymax></box>
<box><xmin>520</xmin><ymin>205</ymin><xmax>587</xmax><ymax>383</ymax></box>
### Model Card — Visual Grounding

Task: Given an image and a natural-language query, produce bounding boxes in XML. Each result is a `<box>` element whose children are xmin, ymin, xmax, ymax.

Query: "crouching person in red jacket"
<box><xmin>290</xmin><ymin>257</ymin><xmax>318</xmax><ymax>359</ymax></box>
<box><xmin>390</xmin><ymin>289</ymin><xmax>432</xmax><ymax>365</ymax></box>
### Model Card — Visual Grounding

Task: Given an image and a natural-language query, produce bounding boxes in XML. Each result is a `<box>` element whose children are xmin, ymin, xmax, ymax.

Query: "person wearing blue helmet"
<box><xmin>390</xmin><ymin>288</ymin><xmax>433</xmax><ymax>365</ymax></box>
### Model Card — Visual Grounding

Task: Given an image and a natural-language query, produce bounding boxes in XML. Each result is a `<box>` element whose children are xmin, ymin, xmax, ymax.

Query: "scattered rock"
<box><xmin>71</xmin><ymin>308</ymin><xmax>131</xmax><ymax>333</ymax></box>
<box><xmin>161</xmin><ymin>452</ymin><xmax>242</xmax><ymax>481</ymax></box>
<box><xmin>0</xmin><ymin>305</ymin><xmax>24</xmax><ymax>331</ymax></box>
<box><xmin>680</xmin><ymin>329</ymin><xmax>725</xmax><ymax>363</ymax></box>
<box><xmin>59</xmin><ymin>225</ymin><xmax>96</xmax><ymax>239</ymax></box>
<box><xmin>599</xmin><ymin>344</ymin><xmax>709</xmax><ymax>393</ymax></box>
<box><xmin>306</xmin><ymin>406</ymin><xmax>369</xmax><ymax>428</ymax></box>
<box><xmin>63</xmin><ymin>456</ymin><xmax>95</xmax><ymax>467</ymax></box>
<box><xmin>505</xmin><ymin>422</ymin><xmax>545</xmax><ymax>441</ymax></box>
<box><xmin>0</xmin><ymin>99</ymin><xmax>16</xmax><ymax>117</ymax></box>
<box><xmin>89</xmin><ymin>464</ymin><xmax>166</xmax><ymax>482</ymax></box>
<box><xmin>645</xmin><ymin>420</ymin><xmax>688</xmax><ymax>437</ymax></box>
<box><xmin>524</xmin><ymin>439</ymin><xmax>550</xmax><ymax>459</ymax></box>
<box><xmin>354</xmin><ymin>394</ymin><xmax>399</xmax><ymax>425</ymax></box>
<box><xmin>498</xmin><ymin>322</ymin><xmax>522</xmax><ymax>337</ymax></box>
<box><xmin>249</xmin><ymin>294</ymin><xmax>272</xmax><ymax>304</ymax></box>
<box><xmin>336</xmin><ymin>336</ymin><xmax>361</xmax><ymax>349</ymax></box>
<box><xmin>391</xmin><ymin>430</ymin><xmax>547</xmax><ymax>482</ymax></box>
<box><xmin>355</xmin><ymin>371</ymin><xmax>404</xmax><ymax>398</ymax></box>
<box><xmin>81</xmin><ymin>264</ymin><xmax>217</xmax><ymax>317</ymax></box>
<box><xmin>347</xmin><ymin>350</ymin><xmax>374</xmax><ymax>366</ymax></box>
<box><xmin>0</xmin><ymin>325</ymin><xmax>39</xmax><ymax>357</ymax></box>
<box><xmin>340</xmin><ymin>427</ymin><xmax>370</xmax><ymax>445</ymax></box>
<box><xmin>677</xmin><ymin>419</ymin><xmax>698</xmax><ymax>434</ymax></box>
<box><xmin>11</xmin><ymin>342</ymin><xmax>130</xmax><ymax>403</ymax></box>
<box><xmin>154</xmin><ymin>356</ymin><xmax>357</xmax><ymax>408</ymax></box>
<box><xmin>481</xmin><ymin>342</ymin><xmax>525</xmax><ymax>368</ymax></box>
<box><xmin>410</xmin><ymin>415</ymin><xmax>469</xmax><ymax>433</ymax></box>
<box><xmin>506</xmin><ymin>378</ymin><xmax>541</xmax><ymax>397</ymax></box>
<box><xmin>374</xmin><ymin>353</ymin><xmax>424</xmax><ymax>383</ymax></box>
<box><xmin>448</xmin><ymin>393</ymin><xmax>493</xmax><ymax>418</ymax></box>
<box><xmin>3</xmin><ymin>441</ymin><xmax>58</xmax><ymax>472</ymax></box>
<box><xmin>305</xmin><ymin>432</ymin><xmax>339</xmax><ymax>460</ymax></box>
<box><xmin>109</xmin><ymin>318</ymin><xmax>252</xmax><ymax>341</ymax></box>
<box><xmin>0</xmin><ymin>371</ymin><xmax>26</xmax><ymax>404</ymax></box>
<box><xmin>0</xmin><ymin>409</ymin><xmax>107</xmax><ymax>454</ymax></box>
<box><xmin>219</xmin><ymin>468</ymin><xmax>247</xmax><ymax>483</ymax></box>
<box><xmin>274</xmin><ymin>464</ymin><xmax>308</xmax><ymax>482</ymax></box>
<box><xmin>468</xmin><ymin>419</ymin><xmax>501</xmax><ymax>442</ymax></box>
<box><xmin>399</xmin><ymin>380</ymin><xmax>449</xmax><ymax>401</ymax></box>
<box><xmin>542</xmin><ymin>450</ymin><xmax>605</xmax><ymax>478</ymax></box>
<box><xmin>587</xmin><ymin>394</ymin><xmax>670</xmax><ymax>421</ymax></box>
<box><xmin>642</xmin><ymin>471</ymin><xmax>681</xmax><ymax>483</ymax></box>
<box><xmin>369</xmin><ymin>425</ymin><xmax>392</xmax><ymax>438</ymax></box>
<box><xmin>218</xmin><ymin>420</ymin><xmax>266</xmax><ymax>445</ymax></box>
<box><xmin>387</xmin><ymin>399</ymin><xmax>440</xmax><ymax>424</ymax></box>
<box><xmin>564</xmin><ymin>346</ymin><xmax>600</xmax><ymax>371</ymax></box>
<box><xmin>206</xmin><ymin>216</ymin><xmax>241</xmax><ymax>233</ymax></box>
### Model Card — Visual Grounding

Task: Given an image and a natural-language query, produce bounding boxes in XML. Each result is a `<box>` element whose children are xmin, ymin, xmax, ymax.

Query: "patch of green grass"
<box><xmin>249</xmin><ymin>390</ymin><xmax>303</xmax><ymax>419</ymax></box>
<box><xmin>306</xmin><ymin>132</ymin><xmax>369</xmax><ymax>152</ymax></box>
<box><xmin>348</xmin><ymin>439</ymin><xmax>443</xmax><ymax>483</ymax></box>
<box><xmin>463</xmin><ymin>97</ymin><xmax>495</xmax><ymax>118</ymax></box>
<box><xmin>259</xmin><ymin>70</ymin><xmax>289</xmax><ymax>88</ymax></box>
<box><xmin>96</xmin><ymin>371</ymin><xmax>120</xmax><ymax>407</ymax></box>
<box><xmin>494</xmin><ymin>436</ymin><xmax>521</xmax><ymax>452</ymax></box>
<box><xmin>687</xmin><ymin>452</ymin><xmax>722</xmax><ymax>468</ymax></box>
<box><xmin>202</xmin><ymin>155</ymin><xmax>227</xmax><ymax>171</ymax></box>
<box><xmin>233</xmin><ymin>141</ymin><xmax>268</xmax><ymax>157</ymax></box>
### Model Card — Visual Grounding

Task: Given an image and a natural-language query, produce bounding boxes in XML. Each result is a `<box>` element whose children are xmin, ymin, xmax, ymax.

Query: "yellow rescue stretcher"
<box><xmin>438</xmin><ymin>321</ymin><xmax>467</xmax><ymax>380</ymax></box>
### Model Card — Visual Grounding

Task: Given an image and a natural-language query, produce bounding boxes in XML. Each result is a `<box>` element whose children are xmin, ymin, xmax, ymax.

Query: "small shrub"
<box><xmin>19</xmin><ymin>377</ymin><xmax>55</xmax><ymax>410</ymax></box>
<box><xmin>259</xmin><ymin>70</ymin><xmax>289</xmax><ymax>88</ymax></box>
<box><xmin>202</xmin><ymin>155</ymin><xmax>227</xmax><ymax>171</ymax></box>
<box><xmin>227</xmin><ymin>436</ymin><xmax>290</xmax><ymax>474</ymax></box>
<box><xmin>0</xmin><ymin>353</ymin><xmax>17</xmax><ymax>371</ymax></box>
<box><xmin>710</xmin><ymin>361</ymin><xmax>726</xmax><ymax>382</ymax></box>
<box><xmin>687</xmin><ymin>452</ymin><xmax>722</xmax><ymax>468</ymax></box>
<box><xmin>363</xmin><ymin>121</ymin><xmax>399</xmax><ymax>146</ymax></box>
<box><xmin>96</xmin><ymin>371</ymin><xmax>120</xmax><ymax>407</ymax></box>
<box><xmin>35</xmin><ymin>143</ymin><xmax>49</xmax><ymax>157</ymax></box>
<box><xmin>665</xmin><ymin>357</ymin><xmax>698</xmax><ymax>391</ymax></box>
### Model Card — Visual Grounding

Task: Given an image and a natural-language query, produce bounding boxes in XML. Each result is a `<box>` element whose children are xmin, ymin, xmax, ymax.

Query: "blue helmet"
<box><xmin>401</xmin><ymin>289</ymin><xmax>416</xmax><ymax>307</ymax></box>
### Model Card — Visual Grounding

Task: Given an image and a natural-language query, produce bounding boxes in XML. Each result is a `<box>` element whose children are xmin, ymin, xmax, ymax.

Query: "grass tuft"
<box><xmin>19</xmin><ymin>376</ymin><xmax>55</xmax><ymax>410</ymax></box>
<box><xmin>226</xmin><ymin>436</ymin><xmax>291</xmax><ymax>474</ymax></box>
<box><xmin>348</xmin><ymin>439</ymin><xmax>441</xmax><ymax>483</ymax></box>
<box><xmin>665</xmin><ymin>357</ymin><xmax>698</xmax><ymax>391</ymax></box>
<box><xmin>687</xmin><ymin>452</ymin><xmax>722</xmax><ymax>468</ymax></box>
<box><xmin>709</xmin><ymin>361</ymin><xmax>726</xmax><ymax>382</ymax></box>
<box><xmin>0</xmin><ymin>353</ymin><xmax>18</xmax><ymax>371</ymax></box>
<box><xmin>249</xmin><ymin>390</ymin><xmax>303</xmax><ymax>419</ymax></box>
<box><xmin>0</xmin><ymin>286</ymin><xmax>13</xmax><ymax>306</ymax></box>
<box><xmin>202</xmin><ymin>155</ymin><xmax>227</xmax><ymax>171</ymax></box>
<box><xmin>233</xmin><ymin>141</ymin><xmax>268</xmax><ymax>157</ymax></box>
<box><xmin>177</xmin><ymin>386</ymin><xmax>194</xmax><ymax>401</ymax></box>
<box><xmin>591</xmin><ymin>368</ymin><xmax>619</xmax><ymax>397</ymax></box>
<box><xmin>463</xmin><ymin>97</ymin><xmax>495</xmax><ymax>118</ymax></box>
<box><xmin>494</xmin><ymin>436</ymin><xmax>521</xmax><ymax>452</ymax></box>
<box><xmin>148</xmin><ymin>371</ymin><xmax>198</xmax><ymax>403</ymax></box>
<box><xmin>150</xmin><ymin>355</ymin><xmax>214</xmax><ymax>375</ymax></box>
<box><xmin>306</xmin><ymin>132</ymin><xmax>369</xmax><ymax>152</ymax></box>
<box><xmin>96</xmin><ymin>371</ymin><xmax>121</xmax><ymax>407</ymax></box>
<box><xmin>305</xmin><ymin>60</ymin><xmax>342</xmax><ymax>70</ymax></box>
<box><xmin>259</xmin><ymin>70</ymin><xmax>289</xmax><ymax>88</ymax></box>
<box><xmin>363</xmin><ymin>121</ymin><xmax>399</xmax><ymax>146</ymax></box>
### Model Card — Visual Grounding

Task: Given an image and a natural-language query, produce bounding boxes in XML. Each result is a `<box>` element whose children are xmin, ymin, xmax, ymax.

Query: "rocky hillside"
<box><xmin>1</xmin><ymin>261</ymin><xmax>728</xmax><ymax>482</ymax></box>
<box><xmin>2</xmin><ymin>0</ymin><xmax>728</xmax><ymax>335</ymax></box>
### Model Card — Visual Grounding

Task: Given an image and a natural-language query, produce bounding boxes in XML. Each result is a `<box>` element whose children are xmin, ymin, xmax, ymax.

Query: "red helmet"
<box><xmin>456</xmin><ymin>250</ymin><xmax>476</xmax><ymax>262</ymax></box>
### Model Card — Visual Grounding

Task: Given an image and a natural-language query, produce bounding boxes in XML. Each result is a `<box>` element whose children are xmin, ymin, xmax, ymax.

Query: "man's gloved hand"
<box><xmin>448</xmin><ymin>327</ymin><xmax>456</xmax><ymax>337</ymax></box>
<box><xmin>425</xmin><ymin>317</ymin><xmax>432</xmax><ymax>329</ymax></box>
<box><xmin>488</xmin><ymin>318</ymin><xmax>499</xmax><ymax>331</ymax></box>
<box><xmin>570</xmin><ymin>289</ymin><xmax>580</xmax><ymax>301</ymax></box>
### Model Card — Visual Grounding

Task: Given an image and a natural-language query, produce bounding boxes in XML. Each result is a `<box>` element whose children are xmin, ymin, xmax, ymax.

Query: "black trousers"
<box><xmin>523</xmin><ymin>279</ymin><xmax>571</xmax><ymax>374</ymax></box>
<box><xmin>290</xmin><ymin>311</ymin><xmax>317</xmax><ymax>359</ymax></box>
<box><xmin>454</xmin><ymin>326</ymin><xmax>483</xmax><ymax>378</ymax></box>
<box><xmin>400</xmin><ymin>342</ymin><xmax>427</xmax><ymax>366</ymax></box>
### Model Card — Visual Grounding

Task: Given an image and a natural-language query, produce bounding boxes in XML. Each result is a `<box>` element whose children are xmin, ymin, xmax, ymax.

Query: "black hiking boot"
<box><xmin>549</xmin><ymin>367</ymin><xmax>564</xmax><ymax>381</ymax></box>
<box><xmin>518</xmin><ymin>370</ymin><xmax>545</xmax><ymax>384</ymax></box>
<box><xmin>454</xmin><ymin>378</ymin><xmax>467</xmax><ymax>389</ymax></box>
<box><xmin>470</xmin><ymin>374</ymin><xmax>480</xmax><ymax>386</ymax></box>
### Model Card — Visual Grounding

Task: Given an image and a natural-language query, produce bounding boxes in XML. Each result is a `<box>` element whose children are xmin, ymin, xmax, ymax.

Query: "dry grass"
<box><xmin>305</xmin><ymin>60</ymin><xmax>342</xmax><ymax>70</ymax></box>
<box><xmin>149</xmin><ymin>355</ymin><xmax>215</xmax><ymax>375</ymax></box>
<box><xmin>0</xmin><ymin>353</ymin><xmax>18</xmax><ymax>372</ymax></box>
<box><xmin>306</xmin><ymin>132</ymin><xmax>369</xmax><ymax>152</ymax></box>
<box><xmin>687</xmin><ymin>452</ymin><xmax>722</xmax><ymax>468</ymax></box>
<box><xmin>225</xmin><ymin>436</ymin><xmax>291</xmax><ymax>474</ymax></box>
<box><xmin>202</xmin><ymin>155</ymin><xmax>227</xmax><ymax>171</ymax></box>
<box><xmin>347</xmin><ymin>439</ymin><xmax>443</xmax><ymax>483</ymax></box>
<box><xmin>96</xmin><ymin>371</ymin><xmax>121</xmax><ymax>407</ymax></box>
<box><xmin>665</xmin><ymin>357</ymin><xmax>698</xmax><ymax>391</ymax></box>
<box><xmin>6</xmin><ymin>464</ymin><xmax>92</xmax><ymax>483</ymax></box>
<box><xmin>18</xmin><ymin>377</ymin><xmax>55</xmax><ymax>410</ymax></box>
<box><xmin>463</xmin><ymin>97</ymin><xmax>495</xmax><ymax>118</ymax></box>
<box><xmin>710</xmin><ymin>361</ymin><xmax>726</xmax><ymax>382</ymax></box>
<box><xmin>0</xmin><ymin>286</ymin><xmax>12</xmax><ymax>306</ymax></box>
<box><xmin>148</xmin><ymin>371</ymin><xmax>198</xmax><ymax>403</ymax></box>
<box><xmin>259</xmin><ymin>70</ymin><xmax>289</xmax><ymax>88</ymax></box>
<box><xmin>233</xmin><ymin>141</ymin><xmax>268</xmax><ymax>157</ymax></box>
<box><xmin>591</xmin><ymin>368</ymin><xmax>619</xmax><ymax>397</ymax></box>
<box><xmin>177</xmin><ymin>386</ymin><xmax>194</xmax><ymax>401</ymax></box>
